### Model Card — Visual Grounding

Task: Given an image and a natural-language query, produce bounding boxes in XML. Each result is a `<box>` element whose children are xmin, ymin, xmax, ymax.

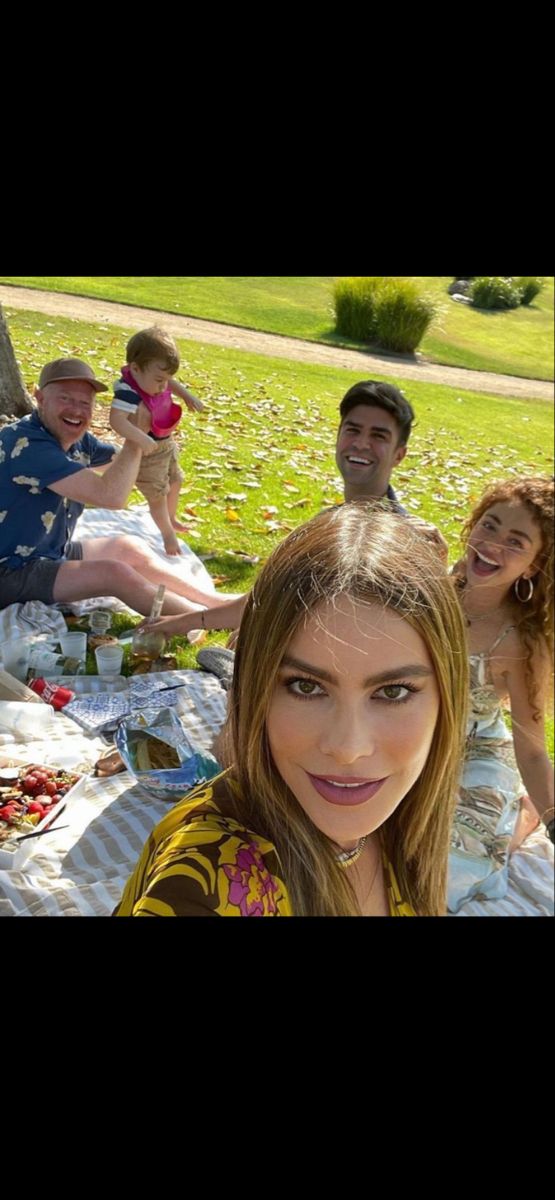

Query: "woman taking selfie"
<box><xmin>115</xmin><ymin>503</ymin><xmax>468</xmax><ymax>917</ymax></box>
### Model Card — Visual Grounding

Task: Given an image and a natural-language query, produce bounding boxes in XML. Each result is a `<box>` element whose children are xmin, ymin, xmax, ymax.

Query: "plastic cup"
<box><xmin>95</xmin><ymin>644</ymin><xmax>124</xmax><ymax>676</ymax></box>
<box><xmin>1</xmin><ymin>639</ymin><xmax>31</xmax><ymax>682</ymax></box>
<box><xmin>59</xmin><ymin>631</ymin><xmax>88</xmax><ymax>665</ymax></box>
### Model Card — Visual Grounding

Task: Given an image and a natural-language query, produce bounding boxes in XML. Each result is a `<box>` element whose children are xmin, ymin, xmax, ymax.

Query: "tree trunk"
<box><xmin>0</xmin><ymin>303</ymin><xmax>33</xmax><ymax>417</ymax></box>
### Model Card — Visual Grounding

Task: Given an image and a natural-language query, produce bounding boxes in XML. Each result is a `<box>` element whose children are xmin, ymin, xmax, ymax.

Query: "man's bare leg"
<box><xmin>79</xmin><ymin>535</ymin><xmax>241</xmax><ymax>607</ymax></box>
<box><xmin>53</xmin><ymin>558</ymin><xmax>206</xmax><ymax>616</ymax></box>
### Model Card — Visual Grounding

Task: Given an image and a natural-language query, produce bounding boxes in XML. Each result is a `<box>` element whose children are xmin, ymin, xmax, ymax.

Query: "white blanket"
<box><xmin>0</xmin><ymin>602</ymin><xmax>67</xmax><ymax>649</ymax></box>
<box><xmin>73</xmin><ymin>504</ymin><xmax>217</xmax><ymax>612</ymax></box>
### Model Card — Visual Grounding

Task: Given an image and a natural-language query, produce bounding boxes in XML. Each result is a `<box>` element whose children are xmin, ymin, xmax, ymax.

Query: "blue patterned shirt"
<box><xmin>0</xmin><ymin>411</ymin><xmax>115</xmax><ymax>568</ymax></box>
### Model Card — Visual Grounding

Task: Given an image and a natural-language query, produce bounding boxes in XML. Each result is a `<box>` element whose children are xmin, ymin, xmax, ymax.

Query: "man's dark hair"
<box><xmin>339</xmin><ymin>381</ymin><xmax>415</xmax><ymax>446</ymax></box>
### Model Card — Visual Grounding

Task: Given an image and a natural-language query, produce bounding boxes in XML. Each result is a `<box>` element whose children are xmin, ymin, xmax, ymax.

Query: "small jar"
<box><xmin>89</xmin><ymin>610</ymin><xmax>112</xmax><ymax>635</ymax></box>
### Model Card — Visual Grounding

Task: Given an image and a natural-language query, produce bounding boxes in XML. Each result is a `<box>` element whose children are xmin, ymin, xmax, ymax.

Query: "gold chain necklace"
<box><xmin>335</xmin><ymin>835</ymin><xmax>367</xmax><ymax>868</ymax></box>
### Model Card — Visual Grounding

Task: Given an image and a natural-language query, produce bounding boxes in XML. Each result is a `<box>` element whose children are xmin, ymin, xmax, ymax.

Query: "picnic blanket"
<box><xmin>72</xmin><ymin>504</ymin><xmax>217</xmax><ymax>612</ymax></box>
<box><xmin>0</xmin><ymin>670</ymin><xmax>227</xmax><ymax>916</ymax></box>
<box><xmin>0</xmin><ymin>602</ymin><xmax>68</xmax><ymax>651</ymax></box>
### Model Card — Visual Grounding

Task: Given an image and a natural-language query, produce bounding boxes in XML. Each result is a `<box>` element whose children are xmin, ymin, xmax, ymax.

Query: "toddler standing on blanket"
<box><xmin>109</xmin><ymin>327</ymin><xmax>203</xmax><ymax>556</ymax></box>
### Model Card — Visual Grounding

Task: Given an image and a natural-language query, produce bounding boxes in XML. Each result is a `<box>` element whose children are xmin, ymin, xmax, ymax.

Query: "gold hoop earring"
<box><xmin>514</xmin><ymin>576</ymin><xmax>534</xmax><ymax>603</ymax></box>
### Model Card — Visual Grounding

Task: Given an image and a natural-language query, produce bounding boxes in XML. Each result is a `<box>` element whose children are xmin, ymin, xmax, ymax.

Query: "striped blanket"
<box><xmin>0</xmin><ymin>670</ymin><xmax>227</xmax><ymax>917</ymax></box>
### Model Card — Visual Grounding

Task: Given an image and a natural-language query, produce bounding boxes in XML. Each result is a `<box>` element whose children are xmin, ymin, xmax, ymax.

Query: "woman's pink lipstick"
<box><xmin>306</xmin><ymin>772</ymin><xmax>386</xmax><ymax>806</ymax></box>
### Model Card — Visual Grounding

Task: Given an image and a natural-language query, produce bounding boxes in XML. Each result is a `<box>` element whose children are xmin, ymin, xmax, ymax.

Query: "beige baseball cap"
<box><xmin>38</xmin><ymin>358</ymin><xmax>107</xmax><ymax>393</ymax></box>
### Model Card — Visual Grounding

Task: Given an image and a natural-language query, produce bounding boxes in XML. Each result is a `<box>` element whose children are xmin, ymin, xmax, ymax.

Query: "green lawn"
<box><xmin>1</xmin><ymin>275</ymin><xmax>553</xmax><ymax>381</ymax></box>
<box><xmin>7</xmin><ymin>303</ymin><xmax>554</xmax><ymax>564</ymax></box>
<box><xmin>415</xmin><ymin>276</ymin><xmax>554</xmax><ymax>380</ymax></box>
<box><xmin>5</xmin><ymin>304</ymin><xmax>554</xmax><ymax>754</ymax></box>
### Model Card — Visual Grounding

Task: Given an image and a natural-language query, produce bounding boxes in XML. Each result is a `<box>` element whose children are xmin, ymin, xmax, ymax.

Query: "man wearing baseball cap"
<box><xmin>0</xmin><ymin>358</ymin><xmax>230</xmax><ymax>619</ymax></box>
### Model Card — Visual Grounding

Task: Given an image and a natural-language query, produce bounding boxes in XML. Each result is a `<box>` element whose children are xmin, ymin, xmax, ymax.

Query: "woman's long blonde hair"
<box><xmin>221</xmin><ymin>503</ymin><xmax>468</xmax><ymax>916</ymax></box>
<box><xmin>458</xmin><ymin>476</ymin><xmax>554</xmax><ymax>720</ymax></box>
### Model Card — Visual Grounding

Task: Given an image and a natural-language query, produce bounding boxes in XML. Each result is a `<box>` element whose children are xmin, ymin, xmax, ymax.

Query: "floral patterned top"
<box><xmin>113</xmin><ymin>775</ymin><xmax>415</xmax><ymax>917</ymax></box>
<box><xmin>448</xmin><ymin>626</ymin><xmax>522</xmax><ymax>912</ymax></box>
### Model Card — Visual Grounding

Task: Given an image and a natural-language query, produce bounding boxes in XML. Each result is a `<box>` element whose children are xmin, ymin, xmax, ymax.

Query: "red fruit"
<box><xmin>44</xmin><ymin>781</ymin><xmax>58</xmax><ymax>797</ymax></box>
<box><xmin>27</xmin><ymin>801</ymin><xmax>46</xmax><ymax>815</ymax></box>
<box><xmin>33</xmin><ymin>771</ymin><xmax>48</xmax><ymax>784</ymax></box>
<box><xmin>22</xmin><ymin>775</ymin><xmax>38</xmax><ymax>793</ymax></box>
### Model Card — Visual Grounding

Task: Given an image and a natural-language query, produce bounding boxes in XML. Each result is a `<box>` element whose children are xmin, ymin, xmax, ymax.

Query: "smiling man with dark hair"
<box><xmin>336</xmin><ymin>380</ymin><xmax>414</xmax><ymax>508</ymax></box>
<box><xmin>336</xmin><ymin>380</ymin><xmax>447</xmax><ymax>557</ymax></box>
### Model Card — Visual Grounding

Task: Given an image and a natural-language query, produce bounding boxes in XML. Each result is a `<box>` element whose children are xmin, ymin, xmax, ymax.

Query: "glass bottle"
<box><xmin>27</xmin><ymin>648</ymin><xmax>81</xmax><ymax>675</ymax></box>
<box><xmin>131</xmin><ymin>586</ymin><xmax>167</xmax><ymax>660</ymax></box>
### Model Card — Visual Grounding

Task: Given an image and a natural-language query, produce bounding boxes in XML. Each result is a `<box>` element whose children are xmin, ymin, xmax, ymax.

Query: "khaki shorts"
<box><xmin>136</xmin><ymin>438</ymin><xmax>184</xmax><ymax>502</ymax></box>
<box><xmin>0</xmin><ymin>542</ymin><xmax>83</xmax><ymax>607</ymax></box>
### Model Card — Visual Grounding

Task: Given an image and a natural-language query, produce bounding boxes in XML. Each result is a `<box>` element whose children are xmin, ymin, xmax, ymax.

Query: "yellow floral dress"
<box><xmin>114</xmin><ymin>776</ymin><xmax>415</xmax><ymax>917</ymax></box>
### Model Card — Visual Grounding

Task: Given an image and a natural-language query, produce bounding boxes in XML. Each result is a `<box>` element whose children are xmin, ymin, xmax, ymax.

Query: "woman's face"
<box><xmin>466</xmin><ymin>500</ymin><xmax>542</xmax><ymax>592</ymax></box>
<box><xmin>266</xmin><ymin>595</ymin><xmax>440</xmax><ymax>850</ymax></box>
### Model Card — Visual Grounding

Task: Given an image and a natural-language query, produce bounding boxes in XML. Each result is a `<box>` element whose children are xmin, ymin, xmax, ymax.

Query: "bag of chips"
<box><xmin>115</xmin><ymin>706</ymin><xmax>220</xmax><ymax>799</ymax></box>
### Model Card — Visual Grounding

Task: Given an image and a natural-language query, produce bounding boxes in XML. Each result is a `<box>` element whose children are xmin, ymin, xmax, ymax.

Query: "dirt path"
<box><xmin>1</xmin><ymin>284</ymin><xmax>552</xmax><ymax>401</ymax></box>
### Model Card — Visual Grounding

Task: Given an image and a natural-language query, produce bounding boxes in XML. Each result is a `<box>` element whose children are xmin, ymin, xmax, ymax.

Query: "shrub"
<box><xmin>333</xmin><ymin>277</ymin><xmax>381</xmax><ymax>341</ymax></box>
<box><xmin>373</xmin><ymin>278</ymin><xmax>436</xmax><ymax>353</ymax></box>
<box><xmin>470</xmin><ymin>276</ymin><xmax>521</xmax><ymax>310</ymax></box>
<box><xmin>333</xmin><ymin>277</ymin><xmax>436</xmax><ymax>352</ymax></box>
<box><xmin>514</xmin><ymin>276</ymin><xmax>544</xmax><ymax>306</ymax></box>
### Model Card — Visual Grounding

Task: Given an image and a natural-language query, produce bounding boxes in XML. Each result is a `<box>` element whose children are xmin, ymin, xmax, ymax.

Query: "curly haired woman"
<box><xmin>449</xmin><ymin>476</ymin><xmax>554</xmax><ymax>915</ymax></box>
